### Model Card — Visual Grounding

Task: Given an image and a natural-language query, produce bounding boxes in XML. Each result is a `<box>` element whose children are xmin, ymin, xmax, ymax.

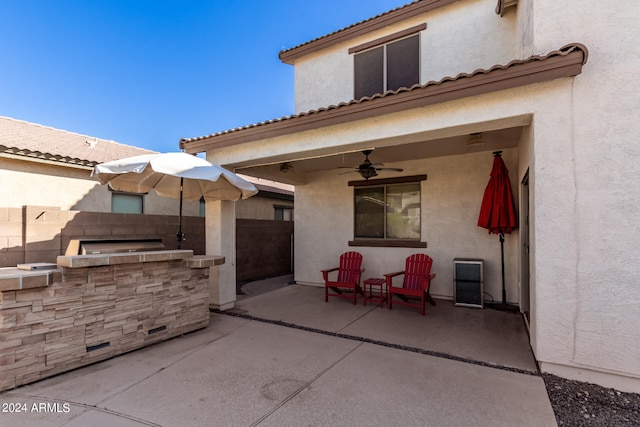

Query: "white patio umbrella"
<box><xmin>91</xmin><ymin>152</ymin><xmax>258</xmax><ymax>248</ymax></box>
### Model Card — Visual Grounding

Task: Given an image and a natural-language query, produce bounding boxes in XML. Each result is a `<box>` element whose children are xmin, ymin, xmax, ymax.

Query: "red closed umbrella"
<box><xmin>478</xmin><ymin>151</ymin><xmax>518</xmax><ymax>309</ymax></box>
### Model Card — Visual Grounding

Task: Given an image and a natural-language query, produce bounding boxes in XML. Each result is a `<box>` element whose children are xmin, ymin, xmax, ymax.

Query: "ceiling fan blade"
<box><xmin>335</xmin><ymin>149</ymin><xmax>397</xmax><ymax>177</ymax></box>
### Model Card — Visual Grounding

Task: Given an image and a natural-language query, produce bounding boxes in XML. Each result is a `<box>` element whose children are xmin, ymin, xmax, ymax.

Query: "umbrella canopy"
<box><xmin>91</xmin><ymin>152</ymin><xmax>258</xmax><ymax>248</ymax></box>
<box><xmin>477</xmin><ymin>151</ymin><xmax>518</xmax><ymax>235</ymax></box>
<box><xmin>477</xmin><ymin>151</ymin><xmax>518</xmax><ymax>309</ymax></box>
<box><xmin>92</xmin><ymin>152</ymin><xmax>258</xmax><ymax>202</ymax></box>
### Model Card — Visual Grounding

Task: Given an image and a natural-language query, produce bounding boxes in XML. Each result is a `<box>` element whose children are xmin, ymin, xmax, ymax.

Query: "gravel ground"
<box><xmin>543</xmin><ymin>373</ymin><xmax>640</xmax><ymax>426</ymax></box>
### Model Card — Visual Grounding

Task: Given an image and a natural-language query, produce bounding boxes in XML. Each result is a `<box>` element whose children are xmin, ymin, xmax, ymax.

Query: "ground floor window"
<box><xmin>274</xmin><ymin>205</ymin><xmax>293</xmax><ymax>221</ymax></box>
<box><xmin>355</xmin><ymin>183</ymin><xmax>420</xmax><ymax>239</ymax></box>
<box><xmin>111</xmin><ymin>192</ymin><xmax>143</xmax><ymax>214</ymax></box>
<box><xmin>349</xmin><ymin>175</ymin><xmax>427</xmax><ymax>248</ymax></box>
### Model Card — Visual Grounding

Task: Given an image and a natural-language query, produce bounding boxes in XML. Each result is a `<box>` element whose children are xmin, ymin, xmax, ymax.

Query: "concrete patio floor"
<box><xmin>0</xmin><ymin>276</ymin><xmax>556</xmax><ymax>426</ymax></box>
<box><xmin>235</xmin><ymin>277</ymin><xmax>536</xmax><ymax>373</ymax></box>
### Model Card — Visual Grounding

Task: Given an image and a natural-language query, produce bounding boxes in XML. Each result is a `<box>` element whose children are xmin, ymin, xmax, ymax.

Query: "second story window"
<box><xmin>353</xmin><ymin>31</ymin><xmax>421</xmax><ymax>100</ymax></box>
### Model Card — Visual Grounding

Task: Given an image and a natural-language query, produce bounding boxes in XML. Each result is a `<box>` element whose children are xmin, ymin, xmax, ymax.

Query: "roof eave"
<box><xmin>0</xmin><ymin>147</ymin><xmax>96</xmax><ymax>170</ymax></box>
<box><xmin>278</xmin><ymin>0</ymin><xmax>459</xmax><ymax>65</ymax></box>
<box><xmin>181</xmin><ymin>44</ymin><xmax>588</xmax><ymax>154</ymax></box>
<box><xmin>257</xmin><ymin>190</ymin><xmax>294</xmax><ymax>201</ymax></box>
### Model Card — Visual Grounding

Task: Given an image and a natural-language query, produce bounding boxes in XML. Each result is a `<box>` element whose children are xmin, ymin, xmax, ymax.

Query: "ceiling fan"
<box><xmin>340</xmin><ymin>149</ymin><xmax>403</xmax><ymax>180</ymax></box>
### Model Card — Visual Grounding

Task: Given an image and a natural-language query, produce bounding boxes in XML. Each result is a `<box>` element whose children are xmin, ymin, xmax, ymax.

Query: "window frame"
<box><xmin>348</xmin><ymin>175</ymin><xmax>427</xmax><ymax>248</ymax></box>
<box><xmin>274</xmin><ymin>204</ymin><xmax>294</xmax><ymax>221</ymax></box>
<box><xmin>199</xmin><ymin>197</ymin><xmax>206</xmax><ymax>217</ymax></box>
<box><xmin>111</xmin><ymin>191</ymin><xmax>144</xmax><ymax>214</ymax></box>
<box><xmin>351</xmin><ymin>24</ymin><xmax>426</xmax><ymax>100</ymax></box>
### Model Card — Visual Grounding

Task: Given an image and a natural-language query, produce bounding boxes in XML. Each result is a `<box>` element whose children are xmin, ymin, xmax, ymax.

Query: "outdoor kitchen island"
<box><xmin>0</xmin><ymin>249</ymin><xmax>224</xmax><ymax>391</ymax></box>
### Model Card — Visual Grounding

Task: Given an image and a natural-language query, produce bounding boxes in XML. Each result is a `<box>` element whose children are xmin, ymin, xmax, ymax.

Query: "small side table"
<box><xmin>363</xmin><ymin>278</ymin><xmax>386</xmax><ymax>307</ymax></box>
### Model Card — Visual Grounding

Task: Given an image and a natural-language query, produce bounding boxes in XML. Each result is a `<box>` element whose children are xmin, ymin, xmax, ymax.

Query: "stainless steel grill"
<box><xmin>65</xmin><ymin>239</ymin><xmax>166</xmax><ymax>255</ymax></box>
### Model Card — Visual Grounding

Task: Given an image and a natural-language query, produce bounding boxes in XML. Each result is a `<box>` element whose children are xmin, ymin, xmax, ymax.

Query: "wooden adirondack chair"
<box><xmin>321</xmin><ymin>251</ymin><xmax>364</xmax><ymax>305</ymax></box>
<box><xmin>385</xmin><ymin>254</ymin><xmax>436</xmax><ymax>315</ymax></box>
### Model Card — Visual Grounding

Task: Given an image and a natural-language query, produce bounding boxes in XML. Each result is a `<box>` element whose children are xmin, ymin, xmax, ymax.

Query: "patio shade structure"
<box><xmin>477</xmin><ymin>151</ymin><xmax>518</xmax><ymax>311</ymax></box>
<box><xmin>92</xmin><ymin>152</ymin><xmax>258</xmax><ymax>248</ymax></box>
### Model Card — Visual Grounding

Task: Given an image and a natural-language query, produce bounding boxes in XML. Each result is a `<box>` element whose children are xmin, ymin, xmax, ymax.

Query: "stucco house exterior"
<box><xmin>0</xmin><ymin>116</ymin><xmax>208</xmax><ymax>266</ymax></box>
<box><xmin>1</xmin><ymin>116</ymin><xmax>294</xmax><ymax>281</ymax></box>
<box><xmin>235</xmin><ymin>181</ymin><xmax>294</xmax><ymax>221</ymax></box>
<box><xmin>0</xmin><ymin>116</ymin><xmax>197</xmax><ymax>215</ymax></box>
<box><xmin>0</xmin><ymin>116</ymin><xmax>293</xmax><ymax>219</ymax></box>
<box><xmin>180</xmin><ymin>0</ymin><xmax>640</xmax><ymax>392</ymax></box>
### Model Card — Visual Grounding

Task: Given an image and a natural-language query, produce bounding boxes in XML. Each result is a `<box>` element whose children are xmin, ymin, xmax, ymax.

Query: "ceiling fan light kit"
<box><xmin>466</xmin><ymin>133</ymin><xmax>485</xmax><ymax>149</ymax></box>
<box><xmin>342</xmin><ymin>149</ymin><xmax>404</xmax><ymax>180</ymax></box>
<box><xmin>279</xmin><ymin>162</ymin><xmax>293</xmax><ymax>173</ymax></box>
<box><xmin>359</xmin><ymin>167</ymin><xmax>378</xmax><ymax>180</ymax></box>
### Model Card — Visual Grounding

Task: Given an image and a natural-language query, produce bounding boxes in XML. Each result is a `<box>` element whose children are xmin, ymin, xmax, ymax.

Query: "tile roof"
<box><xmin>279</xmin><ymin>0</ymin><xmax>458</xmax><ymax>64</ymax></box>
<box><xmin>254</xmin><ymin>183</ymin><xmax>294</xmax><ymax>198</ymax></box>
<box><xmin>0</xmin><ymin>116</ymin><xmax>156</xmax><ymax>168</ymax></box>
<box><xmin>181</xmin><ymin>43</ymin><xmax>588</xmax><ymax>152</ymax></box>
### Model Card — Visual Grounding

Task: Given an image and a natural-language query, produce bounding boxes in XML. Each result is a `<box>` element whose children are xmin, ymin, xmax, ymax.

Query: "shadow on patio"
<box><xmin>231</xmin><ymin>275</ymin><xmax>536</xmax><ymax>374</ymax></box>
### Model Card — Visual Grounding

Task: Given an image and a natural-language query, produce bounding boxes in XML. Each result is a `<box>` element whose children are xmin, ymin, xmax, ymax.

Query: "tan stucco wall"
<box><xmin>293</xmin><ymin>0</ymin><xmax>518</xmax><ymax>113</ymax></box>
<box><xmin>0</xmin><ymin>157</ymin><xmax>104</xmax><ymax>211</ymax></box>
<box><xmin>524</xmin><ymin>0</ymin><xmax>640</xmax><ymax>389</ymax></box>
<box><xmin>235</xmin><ymin>196</ymin><xmax>293</xmax><ymax>220</ymax></box>
<box><xmin>0</xmin><ymin>157</ymin><xmax>200</xmax><ymax>216</ymax></box>
<box><xmin>295</xmin><ymin>149</ymin><xmax>520</xmax><ymax>305</ymax></box>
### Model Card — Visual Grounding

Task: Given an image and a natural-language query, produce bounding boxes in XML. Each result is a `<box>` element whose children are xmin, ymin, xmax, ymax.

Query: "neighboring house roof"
<box><xmin>279</xmin><ymin>0</ymin><xmax>459</xmax><ymax>64</ymax></box>
<box><xmin>254</xmin><ymin>183</ymin><xmax>294</xmax><ymax>201</ymax></box>
<box><xmin>181</xmin><ymin>44</ymin><xmax>588</xmax><ymax>153</ymax></box>
<box><xmin>0</xmin><ymin>116</ymin><xmax>156</xmax><ymax>169</ymax></box>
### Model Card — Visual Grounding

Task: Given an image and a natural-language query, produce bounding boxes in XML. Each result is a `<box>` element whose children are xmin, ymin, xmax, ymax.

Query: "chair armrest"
<box><xmin>420</xmin><ymin>273</ymin><xmax>437</xmax><ymax>290</ymax></box>
<box><xmin>321</xmin><ymin>267</ymin><xmax>339</xmax><ymax>281</ymax></box>
<box><xmin>384</xmin><ymin>271</ymin><xmax>405</xmax><ymax>278</ymax></box>
<box><xmin>384</xmin><ymin>271</ymin><xmax>405</xmax><ymax>286</ymax></box>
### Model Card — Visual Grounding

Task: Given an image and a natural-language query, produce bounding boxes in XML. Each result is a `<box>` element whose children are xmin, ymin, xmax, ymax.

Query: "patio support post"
<box><xmin>206</xmin><ymin>199</ymin><xmax>237</xmax><ymax>310</ymax></box>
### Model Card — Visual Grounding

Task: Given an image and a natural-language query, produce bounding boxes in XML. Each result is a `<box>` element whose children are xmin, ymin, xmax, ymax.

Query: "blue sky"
<box><xmin>0</xmin><ymin>0</ymin><xmax>405</xmax><ymax>153</ymax></box>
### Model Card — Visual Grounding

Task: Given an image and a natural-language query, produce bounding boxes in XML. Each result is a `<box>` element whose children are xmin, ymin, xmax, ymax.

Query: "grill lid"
<box><xmin>65</xmin><ymin>239</ymin><xmax>165</xmax><ymax>255</ymax></box>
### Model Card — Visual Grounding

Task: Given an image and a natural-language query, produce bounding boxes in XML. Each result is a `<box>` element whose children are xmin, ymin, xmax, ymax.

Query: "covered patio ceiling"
<box><xmin>233</xmin><ymin>125</ymin><xmax>524</xmax><ymax>185</ymax></box>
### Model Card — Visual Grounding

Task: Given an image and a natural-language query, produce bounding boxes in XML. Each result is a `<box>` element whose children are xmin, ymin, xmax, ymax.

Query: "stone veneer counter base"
<box><xmin>0</xmin><ymin>250</ymin><xmax>224</xmax><ymax>391</ymax></box>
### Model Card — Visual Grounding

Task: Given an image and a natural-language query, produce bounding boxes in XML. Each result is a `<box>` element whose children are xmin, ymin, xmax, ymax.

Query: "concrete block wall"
<box><xmin>0</xmin><ymin>206</ymin><xmax>205</xmax><ymax>267</ymax></box>
<box><xmin>0</xmin><ymin>207</ymin><xmax>24</xmax><ymax>267</ymax></box>
<box><xmin>236</xmin><ymin>219</ymin><xmax>294</xmax><ymax>283</ymax></box>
